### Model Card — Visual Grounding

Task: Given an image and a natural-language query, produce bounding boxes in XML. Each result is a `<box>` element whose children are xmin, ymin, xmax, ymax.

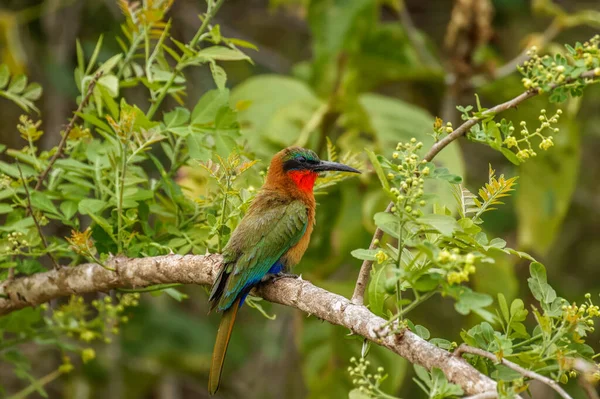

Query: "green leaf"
<box><xmin>60</xmin><ymin>201</ymin><xmax>78</xmax><ymax>220</ymax></box>
<box><xmin>191</xmin><ymin>89</ymin><xmax>230</xmax><ymax>125</ymax></box>
<box><xmin>373</xmin><ymin>211</ymin><xmax>399</xmax><ymax>238</ymax></box>
<box><xmin>500</xmin><ymin>147</ymin><xmax>521</xmax><ymax>165</ymax></box>
<box><xmin>454</xmin><ymin>287</ymin><xmax>493</xmax><ymax>315</ymax></box>
<box><xmin>510</xmin><ymin>298</ymin><xmax>528</xmax><ymax>322</ymax></box>
<box><xmin>417</xmin><ymin>214</ymin><xmax>460</xmax><ymax>236</ymax></box>
<box><xmin>210</xmin><ymin>62</ymin><xmax>227</xmax><ymax>90</ymax></box>
<box><xmin>97</xmin><ymin>53</ymin><xmax>123</xmax><ymax>75</ymax></box>
<box><xmin>527</xmin><ymin>262</ymin><xmax>556</xmax><ymax>304</ymax></box>
<box><xmin>30</xmin><ymin>192</ymin><xmax>59</xmax><ymax>215</ymax></box>
<box><xmin>192</xmin><ymin>46</ymin><xmax>251</xmax><ymax>62</ymax></box>
<box><xmin>164</xmin><ymin>107</ymin><xmax>190</xmax><ymax>129</ymax></box>
<box><xmin>0</xmin><ymin>203</ymin><xmax>13</xmax><ymax>214</ymax></box>
<box><xmin>186</xmin><ymin>132</ymin><xmax>210</xmax><ymax>161</ymax></box>
<box><xmin>366</xmin><ymin>149</ymin><xmax>390</xmax><ymax>191</ymax></box>
<box><xmin>22</xmin><ymin>83</ymin><xmax>42</xmax><ymax>101</ymax></box>
<box><xmin>8</xmin><ymin>74</ymin><xmax>27</xmax><ymax>94</ymax></box>
<box><xmin>368</xmin><ymin>263</ymin><xmax>389</xmax><ymax>316</ymax></box>
<box><xmin>350</xmin><ymin>248</ymin><xmax>378</xmax><ymax>261</ymax></box>
<box><xmin>0</xmin><ymin>64</ymin><xmax>9</xmax><ymax>89</ymax></box>
<box><xmin>163</xmin><ymin>288</ymin><xmax>188</xmax><ymax>302</ymax></box>
<box><xmin>98</xmin><ymin>75</ymin><xmax>119</xmax><ymax>97</ymax></box>
<box><xmin>498</xmin><ymin>293</ymin><xmax>510</xmax><ymax>324</ymax></box>
<box><xmin>415</xmin><ymin>325</ymin><xmax>430</xmax><ymax>340</ymax></box>
<box><xmin>78</xmin><ymin>199</ymin><xmax>107</xmax><ymax>215</ymax></box>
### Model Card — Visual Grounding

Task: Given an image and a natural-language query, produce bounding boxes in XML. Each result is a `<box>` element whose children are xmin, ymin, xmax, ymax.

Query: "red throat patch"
<box><xmin>288</xmin><ymin>170</ymin><xmax>318</xmax><ymax>192</ymax></box>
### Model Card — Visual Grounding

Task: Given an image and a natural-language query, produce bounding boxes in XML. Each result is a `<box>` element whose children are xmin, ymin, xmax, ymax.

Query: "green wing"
<box><xmin>210</xmin><ymin>199</ymin><xmax>308</xmax><ymax>311</ymax></box>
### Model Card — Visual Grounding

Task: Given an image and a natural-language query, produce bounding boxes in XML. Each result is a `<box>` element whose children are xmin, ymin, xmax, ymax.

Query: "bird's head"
<box><xmin>266</xmin><ymin>146</ymin><xmax>361</xmax><ymax>193</ymax></box>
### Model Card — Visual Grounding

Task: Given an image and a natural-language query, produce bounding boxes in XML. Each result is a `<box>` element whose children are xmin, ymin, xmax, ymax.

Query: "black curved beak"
<box><xmin>311</xmin><ymin>160</ymin><xmax>361</xmax><ymax>174</ymax></box>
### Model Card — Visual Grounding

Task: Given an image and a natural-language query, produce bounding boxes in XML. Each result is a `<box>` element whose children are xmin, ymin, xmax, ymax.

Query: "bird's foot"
<box><xmin>270</xmin><ymin>272</ymin><xmax>299</xmax><ymax>282</ymax></box>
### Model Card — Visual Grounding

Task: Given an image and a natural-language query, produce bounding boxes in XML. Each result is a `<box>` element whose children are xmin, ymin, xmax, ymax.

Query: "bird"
<box><xmin>207</xmin><ymin>146</ymin><xmax>360</xmax><ymax>394</ymax></box>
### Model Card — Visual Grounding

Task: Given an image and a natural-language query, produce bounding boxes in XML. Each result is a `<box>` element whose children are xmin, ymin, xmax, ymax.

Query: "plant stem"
<box><xmin>217</xmin><ymin>177</ymin><xmax>230</xmax><ymax>253</ymax></box>
<box><xmin>116</xmin><ymin>142</ymin><xmax>128</xmax><ymax>254</ymax></box>
<box><xmin>8</xmin><ymin>368</ymin><xmax>64</xmax><ymax>399</ymax></box>
<box><xmin>512</xmin><ymin>333</ymin><xmax>543</xmax><ymax>349</ymax></box>
<box><xmin>118</xmin><ymin>283</ymin><xmax>182</xmax><ymax>293</ymax></box>
<box><xmin>146</xmin><ymin>0</ymin><xmax>226</xmax><ymax>119</ymax></box>
<box><xmin>35</xmin><ymin>70</ymin><xmax>102</xmax><ymax>191</ymax></box>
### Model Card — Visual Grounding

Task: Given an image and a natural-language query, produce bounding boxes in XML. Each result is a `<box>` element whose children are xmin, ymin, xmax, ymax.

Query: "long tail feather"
<box><xmin>208</xmin><ymin>297</ymin><xmax>241</xmax><ymax>395</ymax></box>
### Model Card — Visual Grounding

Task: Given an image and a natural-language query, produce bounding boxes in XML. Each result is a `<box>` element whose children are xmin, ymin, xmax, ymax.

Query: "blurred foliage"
<box><xmin>1</xmin><ymin>0</ymin><xmax>600</xmax><ymax>398</ymax></box>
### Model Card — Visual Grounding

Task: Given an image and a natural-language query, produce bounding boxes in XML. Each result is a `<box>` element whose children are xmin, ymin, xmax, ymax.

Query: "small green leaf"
<box><xmin>163</xmin><ymin>288</ymin><xmax>188</xmax><ymax>302</ymax></box>
<box><xmin>194</xmin><ymin>46</ymin><xmax>251</xmax><ymax>62</ymax></box>
<box><xmin>78</xmin><ymin>199</ymin><xmax>106</xmax><ymax>215</ymax></box>
<box><xmin>0</xmin><ymin>203</ymin><xmax>13</xmax><ymax>214</ymax></box>
<box><xmin>415</xmin><ymin>325</ymin><xmax>430</xmax><ymax>340</ymax></box>
<box><xmin>368</xmin><ymin>263</ymin><xmax>389</xmax><ymax>316</ymax></box>
<box><xmin>60</xmin><ymin>201</ymin><xmax>78</xmax><ymax>219</ymax></box>
<box><xmin>98</xmin><ymin>75</ymin><xmax>119</xmax><ymax>97</ymax></box>
<box><xmin>210</xmin><ymin>62</ymin><xmax>227</xmax><ymax>90</ymax></box>
<box><xmin>8</xmin><ymin>74</ymin><xmax>27</xmax><ymax>94</ymax></box>
<box><xmin>418</xmin><ymin>214</ymin><xmax>460</xmax><ymax>236</ymax></box>
<box><xmin>191</xmin><ymin>89</ymin><xmax>230</xmax><ymax>125</ymax></box>
<box><xmin>30</xmin><ymin>192</ymin><xmax>59</xmax><ymax>215</ymax></box>
<box><xmin>454</xmin><ymin>288</ymin><xmax>493</xmax><ymax>315</ymax></box>
<box><xmin>164</xmin><ymin>107</ymin><xmax>190</xmax><ymax>128</ymax></box>
<box><xmin>22</xmin><ymin>83</ymin><xmax>43</xmax><ymax>101</ymax></box>
<box><xmin>350</xmin><ymin>248</ymin><xmax>378</xmax><ymax>261</ymax></box>
<box><xmin>373</xmin><ymin>212</ymin><xmax>399</xmax><ymax>238</ymax></box>
<box><xmin>366</xmin><ymin>149</ymin><xmax>389</xmax><ymax>190</ymax></box>
<box><xmin>527</xmin><ymin>262</ymin><xmax>556</xmax><ymax>304</ymax></box>
<box><xmin>498</xmin><ymin>293</ymin><xmax>509</xmax><ymax>324</ymax></box>
<box><xmin>0</xmin><ymin>64</ymin><xmax>9</xmax><ymax>89</ymax></box>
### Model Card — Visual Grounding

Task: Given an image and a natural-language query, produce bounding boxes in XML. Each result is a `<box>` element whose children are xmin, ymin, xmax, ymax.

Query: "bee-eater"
<box><xmin>207</xmin><ymin>146</ymin><xmax>360</xmax><ymax>394</ymax></box>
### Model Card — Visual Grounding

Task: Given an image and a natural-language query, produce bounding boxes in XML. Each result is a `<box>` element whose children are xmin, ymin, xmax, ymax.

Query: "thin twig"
<box><xmin>351</xmin><ymin>202</ymin><xmax>394</xmax><ymax>304</ymax></box>
<box><xmin>454</xmin><ymin>344</ymin><xmax>573</xmax><ymax>399</ymax></box>
<box><xmin>16</xmin><ymin>162</ymin><xmax>59</xmax><ymax>269</ymax></box>
<box><xmin>469</xmin><ymin>20</ymin><xmax>562</xmax><ymax>88</ymax></box>
<box><xmin>35</xmin><ymin>70</ymin><xmax>103</xmax><ymax>191</ymax></box>
<box><xmin>350</xmin><ymin>68</ymin><xmax>599</xmax><ymax>305</ymax></box>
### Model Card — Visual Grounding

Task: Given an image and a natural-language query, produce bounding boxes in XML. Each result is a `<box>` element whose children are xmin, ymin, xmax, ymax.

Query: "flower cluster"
<box><xmin>519</xmin><ymin>36</ymin><xmax>600</xmax><ymax>92</ymax></box>
<box><xmin>17</xmin><ymin>115</ymin><xmax>43</xmax><ymax>143</ymax></box>
<box><xmin>437</xmin><ymin>249</ymin><xmax>478</xmax><ymax>285</ymax></box>
<box><xmin>387</xmin><ymin>139</ymin><xmax>429</xmax><ymax>216</ymax></box>
<box><xmin>46</xmin><ymin>293</ymin><xmax>139</xmax><ymax>350</ymax></box>
<box><xmin>562</xmin><ymin>293</ymin><xmax>599</xmax><ymax>332</ymax></box>
<box><xmin>348</xmin><ymin>357</ymin><xmax>389</xmax><ymax>398</ymax></box>
<box><xmin>432</xmin><ymin>117</ymin><xmax>454</xmax><ymax>141</ymax></box>
<box><xmin>65</xmin><ymin>228</ymin><xmax>100</xmax><ymax>265</ymax></box>
<box><xmin>6</xmin><ymin>231</ymin><xmax>28</xmax><ymax>250</ymax></box>
<box><xmin>502</xmin><ymin>109</ymin><xmax>562</xmax><ymax>161</ymax></box>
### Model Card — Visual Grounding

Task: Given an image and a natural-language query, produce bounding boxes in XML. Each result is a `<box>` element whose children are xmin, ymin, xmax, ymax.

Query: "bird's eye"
<box><xmin>296</xmin><ymin>156</ymin><xmax>306</xmax><ymax>163</ymax></box>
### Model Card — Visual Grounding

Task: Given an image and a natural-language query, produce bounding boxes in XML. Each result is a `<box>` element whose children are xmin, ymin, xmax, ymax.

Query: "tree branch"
<box><xmin>0</xmin><ymin>254</ymin><xmax>498</xmax><ymax>396</ymax></box>
<box><xmin>468</xmin><ymin>20</ymin><xmax>562</xmax><ymax>88</ymax></box>
<box><xmin>35</xmin><ymin>70</ymin><xmax>103</xmax><ymax>191</ymax></box>
<box><xmin>350</xmin><ymin>68</ymin><xmax>599</xmax><ymax>305</ymax></box>
<box><xmin>454</xmin><ymin>344</ymin><xmax>573</xmax><ymax>399</ymax></box>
